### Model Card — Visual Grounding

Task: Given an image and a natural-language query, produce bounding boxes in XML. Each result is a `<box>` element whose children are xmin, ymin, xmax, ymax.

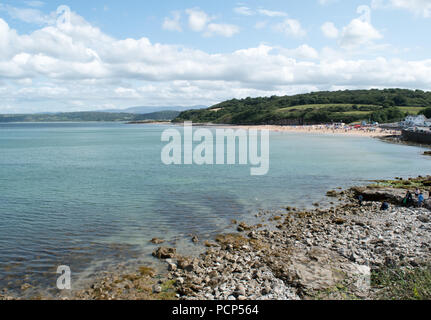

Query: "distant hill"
<box><xmin>133</xmin><ymin>110</ymin><xmax>180</xmax><ymax>121</ymax></box>
<box><xmin>0</xmin><ymin>110</ymin><xmax>181</xmax><ymax>123</ymax></box>
<box><xmin>174</xmin><ymin>89</ymin><xmax>431</xmax><ymax>125</ymax></box>
<box><xmin>100</xmin><ymin>106</ymin><xmax>207</xmax><ymax>114</ymax></box>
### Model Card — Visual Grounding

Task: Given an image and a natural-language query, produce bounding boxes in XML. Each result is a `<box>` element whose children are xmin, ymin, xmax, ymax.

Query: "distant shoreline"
<box><xmin>166</xmin><ymin>122</ymin><xmax>401</xmax><ymax>138</ymax></box>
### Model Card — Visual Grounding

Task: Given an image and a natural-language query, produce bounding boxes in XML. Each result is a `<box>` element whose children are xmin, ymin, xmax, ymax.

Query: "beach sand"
<box><xmin>218</xmin><ymin>124</ymin><xmax>400</xmax><ymax>138</ymax></box>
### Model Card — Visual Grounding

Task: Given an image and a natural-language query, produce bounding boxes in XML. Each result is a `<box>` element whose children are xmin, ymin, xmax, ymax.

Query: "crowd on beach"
<box><xmin>234</xmin><ymin>124</ymin><xmax>400</xmax><ymax>137</ymax></box>
<box><xmin>402</xmin><ymin>188</ymin><xmax>427</xmax><ymax>208</ymax></box>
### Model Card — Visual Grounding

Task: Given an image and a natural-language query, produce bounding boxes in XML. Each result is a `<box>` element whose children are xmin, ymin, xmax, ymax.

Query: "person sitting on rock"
<box><xmin>358</xmin><ymin>195</ymin><xmax>364</xmax><ymax>206</ymax></box>
<box><xmin>380</xmin><ymin>202</ymin><xmax>389</xmax><ymax>211</ymax></box>
<box><xmin>402</xmin><ymin>191</ymin><xmax>414</xmax><ymax>207</ymax></box>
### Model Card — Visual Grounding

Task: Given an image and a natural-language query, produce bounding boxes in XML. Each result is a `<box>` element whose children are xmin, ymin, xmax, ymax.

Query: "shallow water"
<box><xmin>0</xmin><ymin>122</ymin><xmax>430</xmax><ymax>296</ymax></box>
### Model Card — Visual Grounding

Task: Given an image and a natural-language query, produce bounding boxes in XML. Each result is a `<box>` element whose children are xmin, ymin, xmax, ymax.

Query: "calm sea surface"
<box><xmin>1</xmin><ymin>122</ymin><xmax>430</xmax><ymax>295</ymax></box>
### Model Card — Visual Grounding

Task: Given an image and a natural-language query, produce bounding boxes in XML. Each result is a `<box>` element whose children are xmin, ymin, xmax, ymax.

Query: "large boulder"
<box><xmin>152</xmin><ymin>247</ymin><xmax>176</xmax><ymax>259</ymax></box>
<box><xmin>351</xmin><ymin>187</ymin><xmax>407</xmax><ymax>204</ymax></box>
<box><xmin>265</xmin><ymin>247</ymin><xmax>370</xmax><ymax>298</ymax></box>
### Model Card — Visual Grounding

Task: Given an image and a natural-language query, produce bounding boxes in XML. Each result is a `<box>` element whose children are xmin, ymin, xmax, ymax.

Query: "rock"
<box><xmin>152</xmin><ymin>247</ymin><xmax>176</xmax><ymax>259</ymax></box>
<box><xmin>192</xmin><ymin>236</ymin><xmax>199</xmax><ymax>243</ymax></box>
<box><xmin>237</xmin><ymin>222</ymin><xmax>252</xmax><ymax>232</ymax></box>
<box><xmin>418</xmin><ymin>215</ymin><xmax>430</xmax><ymax>223</ymax></box>
<box><xmin>20</xmin><ymin>284</ymin><xmax>32</xmax><ymax>291</ymax></box>
<box><xmin>333</xmin><ymin>217</ymin><xmax>346</xmax><ymax>225</ymax></box>
<box><xmin>234</xmin><ymin>285</ymin><xmax>246</xmax><ymax>297</ymax></box>
<box><xmin>152</xmin><ymin>285</ymin><xmax>162</xmax><ymax>293</ymax></box>
<box><xmin>261</xmin><ymin>286</ymin><xmax>271</xmax><ymax>295</ymax></box>
<box><xmin>176</xmin><ymin>277</ymin><xmax>185</xmax><ymax>285</ymax></box>
<box><xmin>204</xmin><ymin>241</ymin><xmax>218</xmax><ymax>247</ymax></box>
<box><xmin>168</xmin><ymin>263</ymin><xmax>177</xmax><ymax>271</ymax></box>
<box><xmin>351</xmin><ymin>187</ymin><xmax>406</xmax><ymax>205</ymax></box>
<box><xmin>326</xmin><ymin>190</ymin><xmax>338</xmax><ymax>197</ymax></box>
<box><xmin>150</xmin><ymin>238</ymin><xmax>165</xmax><ymax>244</ymax></box>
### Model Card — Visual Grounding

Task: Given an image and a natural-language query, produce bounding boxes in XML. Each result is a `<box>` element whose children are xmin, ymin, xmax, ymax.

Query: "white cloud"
<box><xmin>25</xmin><ymin>1</ymin><xmax>45</xmax><ymax>8</ymax></box>
<box><xmin>339</xmin><ymin>6</ymin><xmax>383</xmax><ymax>48</ymax></box>
<box><xmin>234</xmin><ymin>7</ymin><xmax>254</xmax><ymax>16</ymax></box>
<box><xmin>254</xmin><ymin>21</ymin><xmax>268</xmax><ymax>30</ymax></box>
<box><xmin>258</xmin><ymin>9</ymin><xmax>288</xmax><ymax>17</ymax></box>
<box><xmin>185</xmin><ymin>8</ymin><xmax>211</xmax><ymax>32</ymax></box>
<box><xmin>163</xmin><ymin>11</ymin><xmax>182</xmax><ymax>32</ymax></box>
<box><xmin>281</xmin><ymin>44</ymin><xmax>319</xmax><ymax>60</ymax></box>
<box><xmin>204</xmin><ymin>23</ymin><xmax>240</xmax><ymax>38</ymax></box>
<box><xmin>275</xmin><ymin>19</ymin><xmax>307</xmax><ymax>38</ymax></box>
<box><xmin>0</xmin><ymin>7</ymin><xmax>430</xmax><ymax>113</ymax></box>
<box><xmin>183</xmin><ymin>8</ymin><xmax>239</xmax><ymax>38</ymax></box>
<box><xmin>0</xmin><ymin>4</ymin><xmax>54</xmax><ymax>25</ymax></box>
<box><xmin>318</xmin><ymin>0</ymin><xmax>339</xmax><ymax>5</ymax></box>
<box><xmin>321</xmin><ymin>22</ymin><xmax>339</xmax><ymax>39</ymax></box>
<box><xmin>372</xmin><ymin>0</ymin><xmax>431</xmax><ymax>18</ymax></box>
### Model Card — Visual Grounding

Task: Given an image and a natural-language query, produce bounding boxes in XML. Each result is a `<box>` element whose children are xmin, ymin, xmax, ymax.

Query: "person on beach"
<box><xmin>418</xmin><ymin>193</ymin><xmax>424</xmax><ymax>207</ymax></box>
<box><xmin>358</xmin><ymin>195</ymin><xmax>364</xmax><ymax>206</ymax></box>
<box><xmin>415</xmin><ymin>188</ymin><xmax>420</xmax><ymax>198</ymax></box>
<box><xmin>380</xmin><ymin>202</ymin><xmax>389</xmax><ymax>211</ymax></box>
<box><xmin>403</xmin><ymin>191</ymin><xmax>414</xmax><ymax>207</ymax></box>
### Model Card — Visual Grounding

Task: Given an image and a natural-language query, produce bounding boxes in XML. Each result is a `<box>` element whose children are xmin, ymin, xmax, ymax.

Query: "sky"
<box><xmin>0</xmin><ymin>0</ymin><xmax>431</xmax><ymax>113</ymax></box>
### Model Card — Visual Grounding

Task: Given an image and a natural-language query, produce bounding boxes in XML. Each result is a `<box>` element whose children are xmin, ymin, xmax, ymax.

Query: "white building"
<box><xmin>401</xmin><ymin>115</ymin><xmax>431</xmax><ymax>127</ymax></box>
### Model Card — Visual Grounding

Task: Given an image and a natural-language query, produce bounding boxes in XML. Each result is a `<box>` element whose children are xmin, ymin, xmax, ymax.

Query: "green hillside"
<box><xmin>174</xmin><ymin>89</ymin><xmax>431</xmax><ymax>125</ymax></box>
<box><xmin>0</xmin><ymin>110</ymin><xmax>180</xmax><ymax>123</ymax></box>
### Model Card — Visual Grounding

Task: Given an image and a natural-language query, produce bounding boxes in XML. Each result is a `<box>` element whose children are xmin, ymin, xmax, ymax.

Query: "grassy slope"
<box><xmin>174</xmin><ymin>89</ymin><xmax>431</xmax><ymax>125</ymax></box>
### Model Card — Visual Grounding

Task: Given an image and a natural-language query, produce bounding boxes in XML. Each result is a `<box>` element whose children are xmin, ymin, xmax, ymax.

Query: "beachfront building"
<box><xmin>401</xmin><ymin>115</ymin><xmax>431</xmax><ymax>128</ymax></box>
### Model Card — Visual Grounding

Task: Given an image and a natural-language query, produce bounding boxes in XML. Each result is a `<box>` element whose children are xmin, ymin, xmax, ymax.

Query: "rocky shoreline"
<box><xmin>2</xmin><ymin>177</ymin><xmax>431</xmax><ymax>301</ymax></box>
<box><xmin>164</xmin><ymin>186</ymin><xmax>431</xmax><ymax>300</ymax></box>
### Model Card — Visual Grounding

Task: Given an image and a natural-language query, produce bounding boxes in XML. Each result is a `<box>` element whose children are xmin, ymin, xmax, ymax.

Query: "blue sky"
<box><xmin>0</xmin><ymin>0</ymin><xmax>431</xmax><ymax>113</ymax></box>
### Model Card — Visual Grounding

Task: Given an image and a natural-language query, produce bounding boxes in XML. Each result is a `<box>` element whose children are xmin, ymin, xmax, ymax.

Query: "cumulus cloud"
<box><xmin>234</xmin><ymin>6</ymin><xmax>254</xmax><ymax>16</ymax></box>
<box><xmin>339</xmin><ymin>6</ymin><xmax>383</xmax><ymax>48</ymax></box>
<box><xmin>185</xmin><ymin>8</ymin><xmax>211</xmax><ymax>32</ymax></box>
<box><xmin>162</xmin><ymin>11</ymin><xmax>182</xmax><ymax>32</ymax></box>
<box><xmin>321</xmin><ymin>22</ymin><xmax>339</xmax><ymax>39</ymax></box>
<box><xmin>281</xmin><ymin>44</ymin><xmax>319</xmax><ymax>60</ymax></box>
<box><xmin>204</xmin><ymin>23</ymin><xmax>239</xmax><ymax>37</ymax></box>
<box><xmin>168</xmin><ymin>8</ymin><xmax>240</xmax><ymax>38</ymax></box>
<box><xmin>372</xmin><ymin>0</ymin><xmax>431</xmax><ymax>18</ymax></box>
<box><xmin>0</xmin><ymin>7</ymin><xmax>430</xmax><ymax>113</ymax></box>
<box><xmin>275</xmin><ymin>19</ymin><xmax>307</xmax><ymax>38</ymax></box>
<box><xmin>0</xmin><ymin>3</ymin><xmax>54</xmax><ymax>25</ymax></box>
<box><xmin>258</xmin><ymin>9</ymin><xmax>288</xmax><ymax>17</ymax></box>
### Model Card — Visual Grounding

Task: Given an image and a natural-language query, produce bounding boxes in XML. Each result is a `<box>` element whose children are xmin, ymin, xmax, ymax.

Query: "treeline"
<box><xmin>0</xmin><ymin>111</ymin><xmax>180</xmax><ymax>123</ymax></box>
<box><xmin>174</xmin><ymin>89</ymin><xmax>431</xmax><ymax>125</ymax></box>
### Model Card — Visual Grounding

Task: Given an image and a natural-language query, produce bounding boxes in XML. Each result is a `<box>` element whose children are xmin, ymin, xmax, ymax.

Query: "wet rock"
<box><xmin>237</xmin><ymin>222</ymin><xmax>252</xmax><ymax>232</ymax></box>
<box><xmin>168</xmin><ymin>263</ymin><xmax>177</xmax><ymax>272</ymax></box>
<box><xmin>150</xmin><ymin>238</ymin><xmax>165</xmax><ymax>244</ymax></box>
<box><xmin>20</xmin><ymin>284</ymin><xmax>32</xmax><ymax>291</ymax></box>
<box><xmin>326</xmin><ymin>190</ymin><xmax>338</xmax><ymax>197</ymax></box>
<box><xmin>152</xmin><ymin>247</ymin><xmax>176</xmax><ymax>259</ymax></box>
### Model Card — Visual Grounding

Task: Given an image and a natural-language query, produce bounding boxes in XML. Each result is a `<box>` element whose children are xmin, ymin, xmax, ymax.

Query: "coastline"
<box><xmin>168</xmin><ymin>122</ymin><xmax>401</xmax><ymax>138</ymax></box>
<box><xmin>152</xmin><ymin>179</ymin><xmax>431</xmax><ymax>301</ymax></box>
<box><xmin>1</xmin><ymin>122</ymin><xmax>430</xmax><ymax>300</ymax></box>
<box><xmin>3</xmin><ymin>176</ymin><xmax>429</xmax><ymax>300</ymax></box>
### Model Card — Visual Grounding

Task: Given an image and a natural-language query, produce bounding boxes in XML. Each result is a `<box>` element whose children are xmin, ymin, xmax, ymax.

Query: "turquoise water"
<box><xmin>1</xmin><ymin>122</ymin><xmax>430</xmax><ymax>295</ymax></box>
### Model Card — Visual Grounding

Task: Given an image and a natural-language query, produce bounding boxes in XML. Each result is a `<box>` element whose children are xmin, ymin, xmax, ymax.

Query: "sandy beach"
<box><xmin>218</xmin><ymin>124</ymin><xmax>400</xmax><ymax>138</ymax></box>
